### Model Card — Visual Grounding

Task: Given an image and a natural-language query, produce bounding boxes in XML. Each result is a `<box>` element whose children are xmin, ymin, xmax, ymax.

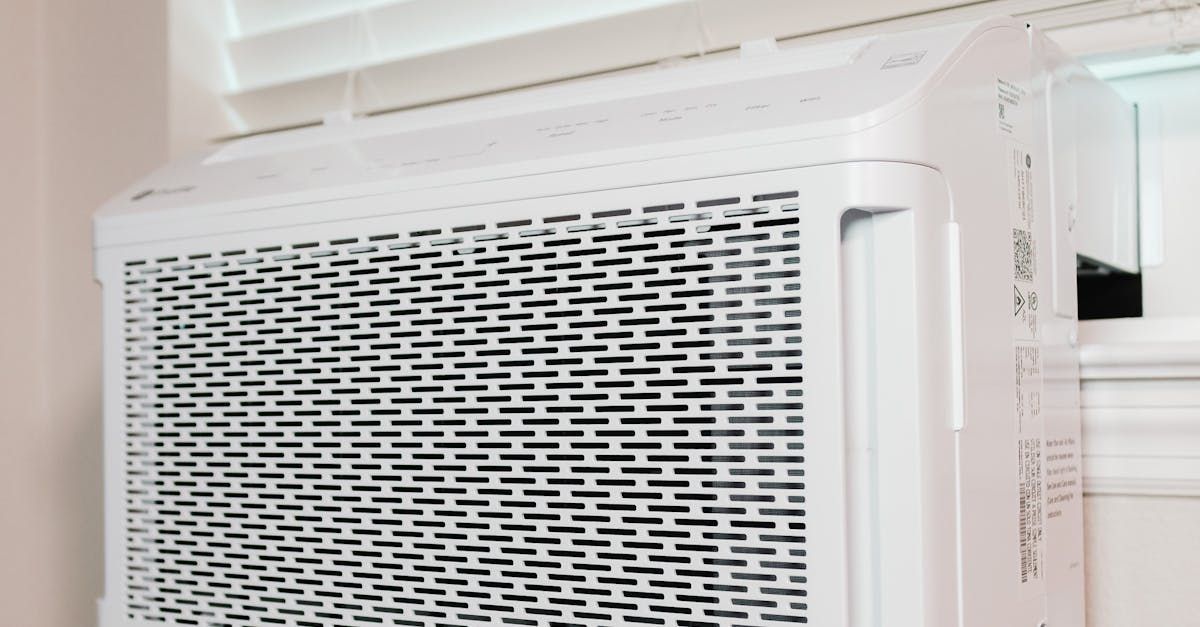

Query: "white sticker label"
<box><xmin>1008</xmin><ymin>139</ymin><xmax>1038</xmax><ymax>341</ymax></box>
<box><xmin>1045</xmin><ymin>436</ymin><xmax>1079</xmax><ymax>521</ymax></box>
<box><xmin>1015</xmin><ymin>345</ymin><xmax>1045</xmax><ymax>596</ymax></box>
<box><xmin>1004</xmin><ymin>105</ymin><xmax>1045</xmax><ymax>596</ymax></box>
<box><xmin>997</xmin><ymin>78</ymin><xmax>1027</xmax><ymax>136</ymax></box>
<box><xmin>1017</xmin><ymin>431</ymin><xmax>1044</xmax><ymax>589</ymax></box>
<box><xmin>1014</xmin><ymin>346</ymin><xmax>1043</xmax><ymax>439</ymax></box>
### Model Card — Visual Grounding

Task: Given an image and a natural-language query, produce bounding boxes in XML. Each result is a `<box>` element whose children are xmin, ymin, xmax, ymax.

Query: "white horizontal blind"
<box><xmin>226</xmin><ymin>0</ymin><xmax>687</xmax><ymax>92</ymax></box>
<box><xmin>170</xmin><ymin>0</ymin><xmax>1200</xmax><ymax>143</ymax></box>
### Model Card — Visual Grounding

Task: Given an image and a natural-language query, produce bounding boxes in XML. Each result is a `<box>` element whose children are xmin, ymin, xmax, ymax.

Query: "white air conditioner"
<box><xmin>94</xmin><ymin>17</ymin><xmax>1135</xmax><ymax>627</ymax></box>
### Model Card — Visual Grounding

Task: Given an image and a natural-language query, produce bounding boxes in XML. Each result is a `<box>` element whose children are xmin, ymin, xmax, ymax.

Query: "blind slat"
<box><xmin>231</xmin><ymin>0</ymin><xmax>393</xmax><ymax>38</ymax></box>
<box><xmin>227</xmin><ymin>0</ymin><xmax>680</xmax><ymax>91</ymax></box>
<box><xmin>170</xmin><ymin>0</ymin><xmax>1200</xmax><ymax>143</ymax></box>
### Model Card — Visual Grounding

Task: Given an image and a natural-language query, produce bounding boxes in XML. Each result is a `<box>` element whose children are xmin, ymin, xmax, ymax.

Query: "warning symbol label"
<box><xmin>1013</xmin><ymin>283</ymin><xmax>1037</xmax><ymax>340</ymax></box>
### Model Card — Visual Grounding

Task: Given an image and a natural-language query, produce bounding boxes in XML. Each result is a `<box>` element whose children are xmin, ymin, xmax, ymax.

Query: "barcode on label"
<box><xmin>1013</xmin><ymin>228</ymin><xmax>1034</xmax><ymax>282</ymax></box>
<box><xmin>1017</xmin><ymin>437</ymin><xmax>1043</xmax><ymax>585</ymax></box>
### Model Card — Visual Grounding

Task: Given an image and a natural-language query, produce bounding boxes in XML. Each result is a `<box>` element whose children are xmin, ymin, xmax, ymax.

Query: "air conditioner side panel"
<box><xmin>919</xmin><ymin>23</ymin><xmax>1085</xmax><ymax>627</ymax></box>
<box><xmin>98</xmin><ymin>252</ymin><xmax>131</xmax><ymax>627</ymax></box>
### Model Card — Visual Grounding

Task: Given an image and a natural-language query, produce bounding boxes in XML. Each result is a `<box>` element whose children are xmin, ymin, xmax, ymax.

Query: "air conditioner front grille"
<box><xmin>120</xmin><ymin>194</ymin><xmax>807</xmax><ymax>626</ymax></box>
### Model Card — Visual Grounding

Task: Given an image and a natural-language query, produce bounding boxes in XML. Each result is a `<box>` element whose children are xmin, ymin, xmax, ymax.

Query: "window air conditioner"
<box><xmin>94</xmin><ymin>17</ymin><xmax>1135</xmax><ymax>627</ymax></box>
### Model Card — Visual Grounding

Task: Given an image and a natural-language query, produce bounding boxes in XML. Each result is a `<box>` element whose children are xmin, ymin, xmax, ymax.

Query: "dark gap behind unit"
<box><xmin>1077</xmin><ymin>258</ymin><xmax>1142</xmax><ymax>320</ymax></box>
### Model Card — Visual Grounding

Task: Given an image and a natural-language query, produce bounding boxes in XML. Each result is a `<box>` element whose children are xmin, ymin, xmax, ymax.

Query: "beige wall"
<box><xmin>0</xmin><ymin>0</ymin><xmax>50</xmax><ymax>625</ymax></box>
<box><xmin>1085</xmin><ymin>495</ymin><xmax>1200</xmax><ymax>626</ymax></box>
<box><xmin>0</xmin><ymin>2</ymin><xmax>167</xmax><ymax>627</ymax></box>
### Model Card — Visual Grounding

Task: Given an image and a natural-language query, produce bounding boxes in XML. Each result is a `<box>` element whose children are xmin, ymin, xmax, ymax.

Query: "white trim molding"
<box><xmin>1080</xmin><ymin>317</ymin><xmax>1200</xmax><ymax>496</ymax></box>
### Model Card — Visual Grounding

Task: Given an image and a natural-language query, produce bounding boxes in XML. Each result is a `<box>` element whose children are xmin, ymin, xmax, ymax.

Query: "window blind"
<box><xmin>171</xmin><ymin>0</ymin><xmax>1200</xmax><ymax>143</ymax></box>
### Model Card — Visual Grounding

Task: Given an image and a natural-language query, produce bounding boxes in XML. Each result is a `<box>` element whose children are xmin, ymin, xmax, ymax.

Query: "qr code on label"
<box><xmin>1013</xmin><ymin>228</ymin><xmax>1034</xmax><ymax>282</ymax></box>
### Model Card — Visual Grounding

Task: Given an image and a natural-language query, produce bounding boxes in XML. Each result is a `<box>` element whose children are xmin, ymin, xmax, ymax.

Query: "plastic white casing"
<box><xmin>95</xmin><ymin>17</ymin><xmax>1133</xmax><ymax>627</ymax></box>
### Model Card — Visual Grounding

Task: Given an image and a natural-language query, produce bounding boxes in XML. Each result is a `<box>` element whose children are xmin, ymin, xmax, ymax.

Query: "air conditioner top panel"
<box><xmin>96</xmin><ymin>17</ymin><xmax>1011</xmax><ymax>227</ymax></box>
